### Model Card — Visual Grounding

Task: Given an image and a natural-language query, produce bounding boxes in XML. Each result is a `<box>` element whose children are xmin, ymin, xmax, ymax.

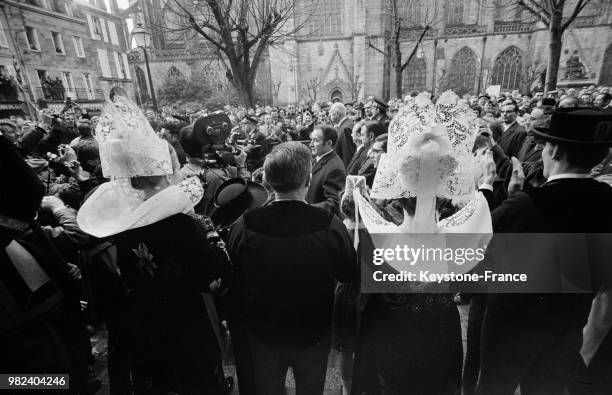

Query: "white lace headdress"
<box><xmin>371</xmin><ymin>91</ymin><xmax>480</xmax><ymax>204</ymax></box>
<box><xmin>95</xmin><ymin>95</ymin><xmax>172</xmax><ymax>179</ymax></box>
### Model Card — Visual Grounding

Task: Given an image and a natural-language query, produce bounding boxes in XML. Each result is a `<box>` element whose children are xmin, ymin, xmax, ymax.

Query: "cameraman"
<box><xmin>179</xmin><ymin>125</ymin><xmax>249</xmax><ymax>212</ymax></box>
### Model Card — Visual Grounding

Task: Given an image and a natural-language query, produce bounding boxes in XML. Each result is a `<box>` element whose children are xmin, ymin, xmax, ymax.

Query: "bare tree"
<box><xmin>157</xmin><ymin>0</ymin><xmax>311</xmax><ymax>107</ymax></box>
<box><xmin>508</xmin><ymin>0</ymin><xmax>600</xmax><ymax>92</ymax></box>
<box><xmin>368</xmin><ymin>0</ymin><xmax>440</xmax><ymax>98</ymax></box>
<box><xmin>301</xmin><ymin>77</ymin><xmax>321</xmax><ymax>103</ymax></box>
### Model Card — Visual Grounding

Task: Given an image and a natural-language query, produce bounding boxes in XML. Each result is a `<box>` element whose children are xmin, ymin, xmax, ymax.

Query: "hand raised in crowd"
<box><xmin>41</xmin><ymin>195</ymin><xmax>65</xmax><ymax>211</ymax></box>
<box><xmin>66</xmin><ymin>262</ymin><xmax>82</xmax><ymax>281</ymax></box>
<box><xmin>508</xmin><ymin>157</ymin><xmax>525</xmax><ymax>195</ymax></box>
<box><xmin>234</xmin><ymin>149</ymin><xmax>247</xmax><ymax>167</ymax></box>
<box><xmin>68</xmin><ymin>161</ymin><xmax>89</xmax><ymax>182</ymax></box>
<box><xmin>477</xmin><ymin>149</ymin><xmax>497</xmax><ymax>186</ymax></box>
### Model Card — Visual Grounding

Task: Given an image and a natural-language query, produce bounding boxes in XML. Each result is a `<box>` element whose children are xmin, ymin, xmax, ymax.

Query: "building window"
<box><xmin>113</xmin><ymin>52</ymin><xmax>124</xmax><ymax>79</ymax></box>
<box><xmin>308</xmin><ymin>0</ymin><xmax>343</xmax><ymax>36</ymax></box>
<box><xmin>601</xmin><ymin>45</ymin><xmax>612</xmax><ymax>85</ymax></box>
<box><xmin>61</xmin><ymin>71</ymin><xmax>75</xmax><ymax>98</ymax></box>
<box><xmin>491</xmin><ymin>46</ymin><xmax>523</xmax><ymax>90</ymax></box>
<box><xmin>0</xmin><ymin>19</ymin><xmax>8</xmax><ymax>48</ymax></box>
<box><xmin>97</xmin><ymin>49</ymin><xmax>112</xmax><ymax>77</ymax></box>
<box><xmin>403</xmin><ymin>58</ymin><xmax>427</xmax><ymax>91</ymax></box>
<box><xmin>25</xmin><ymin>27</ymin><xmax>40</xmax><ymax>51</ymax></box>
<box><xmin>82</xmin><ymin>73</ymin><xmax>95</xmax><ymax>99</ymax></box>
<box><xmin>50</xmin><ymin>0</ymin><xmax>70</xmax><ymax>15</ymax></box>
<box><xmin>88</xmin><ymin>15</ymin><xmax>103</xmax><ymax>40</ymax></box>
<box><xmin>448</xmin><ymin>46</ymin><xmax>477</xmax><ymax>95</ymax></box>
<box><xmin>73</xmin><ymin>36</ymin><xmax>85</xmax><ymax>57</ymax></box>
<box><xmin>107</xmin><ymin>21</ymin><xmax>119</xmax><ymax>45</ymax></box>
<box><xmin>446</xmin><ymin>0</ymin><xmax>464</xmax><ymax>26</ymax></box>
<box><xmin>51</xmin><ymin>32</ymin><xmax>65</xmax><ymax>54</ymax></box>
<box><xmin>36</xmin><ymin>69</ymin><xmax>47</xmax><ymax>86</ymax></box>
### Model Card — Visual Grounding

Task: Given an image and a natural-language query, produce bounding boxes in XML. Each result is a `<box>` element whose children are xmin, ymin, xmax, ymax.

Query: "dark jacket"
<box><xmin>306</xmin><ymin>151</ymin><xmax>346</xmax><ymax>216</ymax></box>
<box><xmin>486</xmin><ymin>178</ymin><xmax>612</xmax><ymax>330</ymax></box>
<box><xmin>497</xmin><ymin>121</ymin><xmax>527</xmax><ymax>158</ymax></box>
<box><xmin>227</xmin><ymin>200</ymin><xmax>356</xmax><ymax>348</ymax></box>
<box><xmin>357</xmin><ymin>156</ymin><xmax>377</xmax><ymax>188</ymax></box>
<box><xmin>346</xmin><ymin>145</ymin><xmax>370</xmax><ymax>176</ymax></box>
<box><xmin>115</xmin><ymin>213</ymin><xmax>225</xmax><ymax>390</ymax></box>
<box><xmin>334</xmin><ymin>118</ymin><xmax>356</xmax><ymax>169</ymax></box>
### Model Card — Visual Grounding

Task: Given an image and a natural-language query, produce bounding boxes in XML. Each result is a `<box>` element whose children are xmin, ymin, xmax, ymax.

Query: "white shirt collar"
<box><xmin>316</xmin><ymin>149</ymin><xmax>333</xmax><ymax>162</ymax></box>
<box><xmin>547</xmin><ymin>173</ymin><xmax>591</xmax><ymax>182</ymax></box>
<box><xmin>503</xmin><ymin>120</ymin><xmax>516</xmax><ymax>131</ymax></box>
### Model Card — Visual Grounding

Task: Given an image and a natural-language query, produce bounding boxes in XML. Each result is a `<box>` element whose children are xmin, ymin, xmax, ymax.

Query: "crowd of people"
<box><xmin>1</xmin><ymin>82</ymin><xmax>612</xmax><ymax>395</ymax></box>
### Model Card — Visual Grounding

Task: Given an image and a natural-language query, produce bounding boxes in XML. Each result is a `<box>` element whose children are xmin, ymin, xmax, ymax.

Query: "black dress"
<box><xmin>115</xmin><ymin>213</ymin><xmax>226</xmax><ymax>394</ymax></box>
<box><xmin>351</xmin><ymin>293</ymin><xmax>462</xmax><ymax>395</ymax></box>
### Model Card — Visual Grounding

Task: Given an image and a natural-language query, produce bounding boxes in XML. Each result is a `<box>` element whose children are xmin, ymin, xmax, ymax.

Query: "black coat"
<box><xmin>497</xmin><ymin>122</ymin><xmax>527</xmax><ymax>158</ymax></box>
<box><xmin>486</xmin><ymin>178</ymin><xmax>612</xmax><ymax>330</ymax></box>
<box><xmin>334</xmin><ymin>118</ymin><xmax>356</xmax><ymax>169</ymax></box>
<box><xmin>306</xmin><ymin>151</ymin><xmax>346</xmax><ymax>216</ymax></box>
<box><xmin>346</xmin><ymin>145</ymin><xmax>370</xmax><ymax>176</ymax></box>
<box><xmin>226</xmin><ymin>200</ymin><xmax>356</xmax><ymax>348</ymax></box>
<box><xmin>115</xmin><ymin>213</ymin><xmax>225</xmax><ymax>391</ymax></box>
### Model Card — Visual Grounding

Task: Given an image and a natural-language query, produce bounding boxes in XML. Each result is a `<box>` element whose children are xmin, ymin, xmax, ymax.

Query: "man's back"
<box><xmin>489</xmin><ymin>178</ymin><xmax>612</xmax><ymax>329</ymax></box>
<box><xmin>227</xmin><ymin>201</ymin><xmax>355</xmax><ymax>348</ymax></box>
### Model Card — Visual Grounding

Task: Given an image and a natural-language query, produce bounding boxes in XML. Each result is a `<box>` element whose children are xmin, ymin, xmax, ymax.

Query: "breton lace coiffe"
<box><xmin>371</xmin><ymin>91</ymin><xmax>480</xmax><ymax>204</ymax></box>
<box><xmin>95</xmin><ymin>95</ymin><xmax>172</xmax><ymax>179</ymax></box>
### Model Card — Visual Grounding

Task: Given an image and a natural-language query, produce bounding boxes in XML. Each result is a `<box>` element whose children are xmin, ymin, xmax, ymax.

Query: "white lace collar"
<box><xmin>77</xmin><ymin>177</ymin><xmax>203</xmax><ymax>238</ymax></box>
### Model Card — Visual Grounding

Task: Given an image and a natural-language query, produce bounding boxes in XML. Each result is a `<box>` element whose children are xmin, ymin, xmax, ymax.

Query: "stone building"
<box><xmin>124</xmin><ymin>0</ymin><xmax>274</xmax><ymax>109</ymax></box>
<box><xmin>0</xmin><ymin>0</ymin><xmax>133</xmax><ymax>118</ymax></box>
<box><xmin>124</xmin><ymin>0</ymin><xmax>611</xmax><ymax>107</ymax></box>
<box><xmin>270</xmin><ymin>0</ymin><xmax>612</xmax><ymax>104</ymax></box>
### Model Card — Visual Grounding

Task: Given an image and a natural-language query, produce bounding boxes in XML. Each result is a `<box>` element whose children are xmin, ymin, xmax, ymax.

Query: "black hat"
<box><xmin>0</xmin><ymin>136</ymin><xmax>45</xmax><ymax>229</ymax></box>
<box><xmin>241</xmin><ymin>115</ymin><xmax>259</xmax><ymax>125</ymax></box>
<box><xmin>206</xmin><ymin>178</ymin><xmax>269</xmax><ymax>229</ymax></box>
<box><xmin>532</xmin><ymin>108</ymin><xmax>612</xmax><ymax>146</ymax></box>
<box><xmin>372</xmin><ymin>98</ymin><xmax>389</xmax><ymax>110</ymax></box>
<box><xmin>478</xmin><ymin>92</ymin><xmax>491</xmax><ymax>99</ymax></box>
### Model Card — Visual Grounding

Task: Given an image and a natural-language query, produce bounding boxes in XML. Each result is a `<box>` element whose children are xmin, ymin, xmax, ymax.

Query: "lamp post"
<box><xmin>131</xmin><ymin>23</ymin><xmax>158</xmax><ymax>112</ymax></box>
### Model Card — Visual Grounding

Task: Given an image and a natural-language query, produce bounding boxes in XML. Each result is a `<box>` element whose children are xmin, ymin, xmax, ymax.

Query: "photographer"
<box><xmin>180</xmin><ymin>123</ymin><xmax>249</xmax><ymax>213</ymax></box>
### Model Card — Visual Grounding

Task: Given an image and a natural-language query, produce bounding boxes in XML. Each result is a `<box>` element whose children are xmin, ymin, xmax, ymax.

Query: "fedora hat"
<box><xmin>532</xmin><ymin>107</ymin><xmax>612</xmax><ymax>146</ymax></box>
<box><xmin>206</xmin><ymin>178</ymin><xmax>269</xmax><ymax>229</ymax></box>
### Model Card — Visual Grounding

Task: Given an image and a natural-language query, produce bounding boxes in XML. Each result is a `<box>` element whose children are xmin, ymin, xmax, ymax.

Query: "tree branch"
<box><xmin>368</xmin><ymin>39</ymin><xmax>390</xmax><ymax>58</ymax></box>
<box><xmin>561</xmin><ymin>0</ymin><xmax>590</xmax><ymax>31</ymax></box>
<box><xmin>400</xmin><ymin>26</ymin><xmax>429</xmax><ymax>71</ymax></box>
<box><xmin>517</xmin><ymin>0</ymin><xmax>551</xmax><ymax>25</ymax></box>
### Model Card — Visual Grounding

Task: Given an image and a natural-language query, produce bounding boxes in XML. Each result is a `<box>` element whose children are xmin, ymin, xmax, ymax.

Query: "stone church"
<box><xmin>128</xmin><ymin>0</ymin><xmax>612</xmax><ymax>106</ymax></box>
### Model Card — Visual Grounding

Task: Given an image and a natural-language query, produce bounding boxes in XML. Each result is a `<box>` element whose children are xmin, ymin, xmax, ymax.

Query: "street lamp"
<box><xmin>131</xmin><ymin>23</ymin><xmax>158</xmax><ymax>112</ymax></box>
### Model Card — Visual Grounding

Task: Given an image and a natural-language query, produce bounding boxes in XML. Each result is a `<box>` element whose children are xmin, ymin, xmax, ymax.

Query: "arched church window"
<box><xmin>307</xmin><ymin>0</ymin><xmax>343</xmax><ymax>36</ymax></box>
<box><xmin>448</xmin><ymin>46</ymin><xmax>477</xmax><ymax>95</ymax></box>
<box><xmin>491</xmin><ymin>46</ymin><xmax>523</xmax><ymax>90</ymax></box>
<box><xmin>446</xmin><ymin>0</ymin><xmax>464</xmax><ymax>26</ymax></box>
<box><xmin>403</xmin><ymin>58</ymin><xmax>427</xmax><ymax>91</ymax></box>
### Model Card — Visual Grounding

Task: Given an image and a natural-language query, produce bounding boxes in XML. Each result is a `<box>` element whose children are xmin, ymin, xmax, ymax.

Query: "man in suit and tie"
<box><xmin>497</xmin><ymin>101</ymin><xmax>527</xmax><ymax>158</ymax></box>
<box><xmin>331</xmin><ymin>102</ymin><xmax>355</xmax><ymax>169</ymax></box>
<box><xmin>306</xmin><ymin>125</ymin><xmax>346</xmax><ymax>216</ymax></box>
<box><xmin>357</xmin><ymin>133</ymin><xmax>387</xmax><ymax>187</ymax></box>
<box><xmin>347</xmin><ymin>121</ymin><xmax>386</xmax><ymax>176</ymax></box>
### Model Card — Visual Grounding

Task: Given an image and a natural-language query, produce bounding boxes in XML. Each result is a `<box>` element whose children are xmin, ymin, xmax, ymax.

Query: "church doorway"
<box><xmin>330</xmin><ymin>89</ymin><xmax>343</xmax><ymax>103</ymax></box>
